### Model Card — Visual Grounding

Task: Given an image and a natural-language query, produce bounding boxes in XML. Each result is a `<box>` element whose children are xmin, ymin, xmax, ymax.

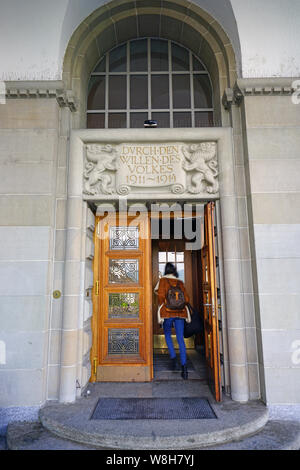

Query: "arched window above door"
<box><xmin>87</xmin><ymin>38</ymin><xmax>214</xmax><ymax>129</ymax></box>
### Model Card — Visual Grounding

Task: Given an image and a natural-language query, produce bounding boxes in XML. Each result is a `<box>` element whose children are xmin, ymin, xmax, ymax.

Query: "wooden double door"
<box><xmin>91</xmin><ymin>203</ymin><xmax>222</xmax><ymax>402</ymax></box>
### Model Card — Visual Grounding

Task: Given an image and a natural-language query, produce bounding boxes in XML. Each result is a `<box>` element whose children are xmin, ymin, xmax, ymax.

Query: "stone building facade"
<box><xmin>0</xmin><ymin>0</ymin><xmax>299</xmax><ymax>418</ymax></box>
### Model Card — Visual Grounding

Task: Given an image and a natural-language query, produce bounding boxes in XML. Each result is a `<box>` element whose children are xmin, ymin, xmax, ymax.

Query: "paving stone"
<box><xmin>201</xmin><ymin>420</ymin><xmax>300</xmax><ymax>450</ymax></box>
<box><xmin>6</xmin><ymin>422</ymin><xmax>100</xmax><ymax>450</ymax></box>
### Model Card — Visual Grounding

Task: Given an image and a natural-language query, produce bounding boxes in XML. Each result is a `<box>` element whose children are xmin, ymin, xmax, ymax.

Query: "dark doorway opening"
<box><xmin>151</xmin><ymin>214</ymin><xmax>207</xmax><ymax>381</ymax></box>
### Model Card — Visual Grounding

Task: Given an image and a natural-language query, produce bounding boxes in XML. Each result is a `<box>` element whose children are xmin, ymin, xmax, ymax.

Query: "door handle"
<box><xmin>95</xmin><ymin>281</ymin><xmax>99</xmax><ymax>296</ymax></box>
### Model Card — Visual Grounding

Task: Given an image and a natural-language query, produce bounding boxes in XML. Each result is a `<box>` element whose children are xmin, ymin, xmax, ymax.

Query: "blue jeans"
<box><xmin>163</xmin><ymin>318</ymin><xmax>187</xmax><ymax>366</ymax></box>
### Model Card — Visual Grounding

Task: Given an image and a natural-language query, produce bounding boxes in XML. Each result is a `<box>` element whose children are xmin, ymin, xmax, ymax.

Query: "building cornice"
<box><xmin>236</xmin><ymin>78</ymin><xmax>298</xmax><ymax>96</ymax></box>
<box><xmin>222</xmin><ymin>77</ymin><xmax>299</xmax><ymax>110</ymax></box>
<box><xmin>4</xmin><ymin>81</ymin><xmax>77</xmax><ymax>111</ymax></box>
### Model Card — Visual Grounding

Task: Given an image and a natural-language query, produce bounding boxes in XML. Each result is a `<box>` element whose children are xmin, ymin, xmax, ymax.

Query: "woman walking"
<box><xmin>154</xmin><ymin>262</ymin><xmax>191</xmax><ymax>379</ymax></box>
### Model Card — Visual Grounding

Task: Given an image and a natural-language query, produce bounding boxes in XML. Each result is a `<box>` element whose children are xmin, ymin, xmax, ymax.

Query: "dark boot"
<box><xmin>170</xmin><ymin>356</ymin><xmax>181</xmax><ymax>371</ymax></box>
<box><xmin>181</xmin><ymin>364</ymin><xmax>188</xmax><ymax>380</ymax></box>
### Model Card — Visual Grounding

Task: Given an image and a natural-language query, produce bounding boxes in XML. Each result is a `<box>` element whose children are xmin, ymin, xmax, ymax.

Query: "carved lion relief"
<box><xmin>83</xmin><ymin>144</ymin><xmax>118</xmax><ymax>195</ymax></box>
<box><xmin>182</xmin><ymin>142</ymin><xmax>219</xmax><ymax>194</ymax></box>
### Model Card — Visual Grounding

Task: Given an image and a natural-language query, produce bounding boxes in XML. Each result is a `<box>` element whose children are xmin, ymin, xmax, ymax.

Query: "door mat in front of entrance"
<box><xmin>91</xmin><ymin>397</ymin><xmax>217</xmax><ymax>420</ymax></box>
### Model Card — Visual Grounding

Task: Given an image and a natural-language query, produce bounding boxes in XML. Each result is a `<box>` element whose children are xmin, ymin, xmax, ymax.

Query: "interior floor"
<box><xmin>153</xmin><ymin>348</ymin><xmax>207</xmax><ymax>381</ymax></box>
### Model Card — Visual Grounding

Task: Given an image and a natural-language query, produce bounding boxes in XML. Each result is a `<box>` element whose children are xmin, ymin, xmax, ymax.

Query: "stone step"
<box><xmin>4</xmin><ymin>381</ymin><xmax>273</xmax><ymax>451</ymax></box>
<box><xmin>38</xmin><ymin>400</ymin><xmax>269</xmax><ymax>450</ymax></box>
<box><xmin>6</xmin><ymin>419</ymin><xmax>300</xmax><ymax>450</ymax></box>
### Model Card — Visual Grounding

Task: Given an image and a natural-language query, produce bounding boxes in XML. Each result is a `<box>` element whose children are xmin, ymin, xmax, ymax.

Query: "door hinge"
<box><xmin>212</xmin><ymin>297</ymin><xmax>216</xmax><ymax>317</ymax></box>
<box><xmin>95</xmin><ymin>281</ymin><xmax>99</xmax><ymax>295</ymax></box>
<box><xmin>93</xmin><ymin>358</ymin><xmax>98</xmax><ymax>376</ymax></box>
<box><xmin>207</xmin><ymin>333</ymin><xmax>212</xmax><ymax>351</ymax></box>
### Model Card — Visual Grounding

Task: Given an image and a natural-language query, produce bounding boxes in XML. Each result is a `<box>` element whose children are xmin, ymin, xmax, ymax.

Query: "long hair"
<box><xmin>164</xmin><ymin>262</ymin><xmax>178</xmax><ymax>278</ymax></box>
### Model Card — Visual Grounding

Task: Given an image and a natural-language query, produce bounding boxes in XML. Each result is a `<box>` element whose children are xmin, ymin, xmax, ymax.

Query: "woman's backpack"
<box><xmin>165</xmin><ymin>280</ymin><xmax>186</xmax><ymax>311</ymax></box>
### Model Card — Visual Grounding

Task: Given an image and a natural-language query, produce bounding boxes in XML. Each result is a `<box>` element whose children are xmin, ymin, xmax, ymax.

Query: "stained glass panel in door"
<box><xmin>108</xmin><ymin>292</ymin><xmax>139</xmax><ymax>319</ymax></box>
<box><xmin>109</xmin><ymin>259</ymin><xmax>139</xmax><ymax>284</ymax></box>
<box><xmin>109</xmin><ymin>226</ymin><xmax>139</xmax><ymax>250</ymax></box>
<box><xmin>108</xmin><ymin>328</ymin><xmax>140</xmax><ymax>355</ymax></box>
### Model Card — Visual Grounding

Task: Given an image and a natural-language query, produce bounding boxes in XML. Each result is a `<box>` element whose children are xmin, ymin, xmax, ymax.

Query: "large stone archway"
<box><xmin>62</xmin><ymin>0</ymin><xmax>238</xmax><ymax>129</ymax></box>
<box><xmin>58</xmin><ymin>0</ymin><xmax>261</xmax><ymax>405</ymax></box>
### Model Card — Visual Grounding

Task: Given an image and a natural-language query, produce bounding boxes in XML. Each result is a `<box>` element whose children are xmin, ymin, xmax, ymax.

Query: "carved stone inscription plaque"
<box><xmin>117</xmin><ymin>144</ymin><xmax>185</xmax><ymax>195</ymax></box>
<box><xmin>83</xmin><ymin>141</ymin><xmax>218</xmax><ymax>198</ymax></box>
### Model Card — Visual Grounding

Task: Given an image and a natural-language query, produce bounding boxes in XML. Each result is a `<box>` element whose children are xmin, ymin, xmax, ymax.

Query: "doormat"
<box><xmin>91</xmin><ymin>397</ymin><xmax>217</xmax><ymax>420</ymax></box>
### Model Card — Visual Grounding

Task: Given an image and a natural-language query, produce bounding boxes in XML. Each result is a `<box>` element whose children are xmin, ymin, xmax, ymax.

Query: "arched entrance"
<box><xmin>62</xmin><ymin>0</ymin><xmax>238</xmax><ymax>129</ymax></box>
<box><xmin>58</xmin><ymin>0</ymin><xmax>259</xmax><ymax>406</ymax></box>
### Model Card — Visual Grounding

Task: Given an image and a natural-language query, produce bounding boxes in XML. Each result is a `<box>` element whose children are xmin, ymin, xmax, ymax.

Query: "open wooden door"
<box><xmin>91</xmin><ymin>212</ymin><xmax>152</xmax><ymax>382</ymax></box>
<box><xmin>202</xmin><ymin>202</ymin><xmax>222</xmax><ymax>401</ymax></box>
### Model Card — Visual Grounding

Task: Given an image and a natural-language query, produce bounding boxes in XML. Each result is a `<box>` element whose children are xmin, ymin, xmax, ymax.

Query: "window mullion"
<box><xmin>105</xmin><ymin>52</ymin><xmax>109</xmax><ymax>128</ymax></box>
<box><xmin>190</xmin><ymin>51</ymin><xmax>195</xmax><ymax>128</ymax></box>
<box><xmin>168</xmin><ymin>40</ymin><xmax>173</xmax><ymax>128</ymax></box>
<box><xmin>126</xmin><ymin>41</ymin><xmax>130</xmax><ymax>128</ymax></box>
<box><xmin>148</xmin><ymin>38</ymin><xmax>151</xmax><ymax>120</ymax></box>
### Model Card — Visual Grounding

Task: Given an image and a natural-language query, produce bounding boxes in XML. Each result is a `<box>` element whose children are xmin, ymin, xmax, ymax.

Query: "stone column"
<box><xmin>59</xmin><ymin>133</ymin><xmax>84</xmax><ymax>403</ymax></box>
<box><xmin>218</xmin><ymin>128</ymin><xmax>250</xmax><ymax>402</ymax></box>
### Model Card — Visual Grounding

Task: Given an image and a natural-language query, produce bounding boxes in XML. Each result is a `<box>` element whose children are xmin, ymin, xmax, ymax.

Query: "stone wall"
<box><xmin>242</xmin><ymin>85</ymin><xmax>300</xmax><ymax>404</ymax></box>
<box><xmin>1</xmin><ymin>82</ymin><xmax>300</xmax><ymax>408</ymax></box>
<box><xmin>0</xmin><ymin>98</ymin><xmax>61</xmax><ymax>406</ymax></box>
<box><xmin>2</xmin><ymin>0</ymin><xmax>300</xmax><ymax>80</ymax></box>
